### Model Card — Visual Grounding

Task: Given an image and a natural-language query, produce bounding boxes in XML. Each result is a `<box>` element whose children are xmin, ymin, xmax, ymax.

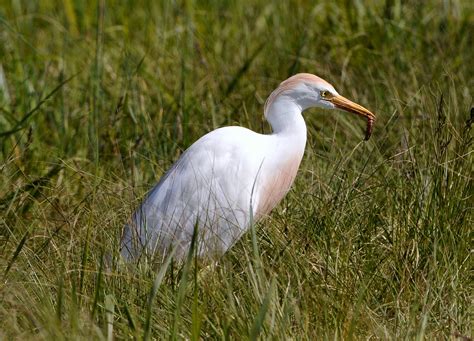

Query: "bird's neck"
<box><xmin>265</xmin><ymin>96</ymin><xmax>307</xmax><ymax>142</ymax></box>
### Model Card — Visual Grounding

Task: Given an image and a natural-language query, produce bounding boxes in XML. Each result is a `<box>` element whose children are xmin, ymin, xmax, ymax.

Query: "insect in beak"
<box><xmin>329</xmin><ymin>95</ymin><xmax>376</xmax><ymax>140</ymax></box>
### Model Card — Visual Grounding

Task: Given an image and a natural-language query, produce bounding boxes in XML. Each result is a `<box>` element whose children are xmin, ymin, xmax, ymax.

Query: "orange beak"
<box><xmin>329</xmin><ymin>95</ymin><xmax>375</xmax><ymax>140</ymax></box>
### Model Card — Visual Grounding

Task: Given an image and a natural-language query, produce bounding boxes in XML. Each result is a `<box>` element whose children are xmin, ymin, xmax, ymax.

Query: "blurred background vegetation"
<box><xmin>0</xmin><ymin>0</ymin><xmax>472</xmax><ymax>339</ymax></box>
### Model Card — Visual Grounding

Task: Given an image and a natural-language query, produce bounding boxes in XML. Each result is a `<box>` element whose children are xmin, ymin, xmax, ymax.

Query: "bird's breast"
<box><xmin>255</xmin><ymin>155</ymin><xmax>302</xmax><ymax>218</ymax></box>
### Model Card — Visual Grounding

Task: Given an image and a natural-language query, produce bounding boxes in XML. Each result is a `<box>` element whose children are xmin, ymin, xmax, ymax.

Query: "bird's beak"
<box><xmin>329</xmin><ymin>95</ymin><xmax>375</xmax><ymax>140</ymax></box>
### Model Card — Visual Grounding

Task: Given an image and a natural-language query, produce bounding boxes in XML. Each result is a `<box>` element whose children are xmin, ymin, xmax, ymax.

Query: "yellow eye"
<box><xmin>320</xmin><ymin>90</ymin><xmax>329</xmax><ymax>98</ymax></box>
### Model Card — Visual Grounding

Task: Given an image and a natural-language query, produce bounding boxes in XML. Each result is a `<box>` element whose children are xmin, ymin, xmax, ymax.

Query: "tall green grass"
<box><xmin>0</xmin><ymin>0</ymin><xmax>472</xmax><ymax>339</ymax></box>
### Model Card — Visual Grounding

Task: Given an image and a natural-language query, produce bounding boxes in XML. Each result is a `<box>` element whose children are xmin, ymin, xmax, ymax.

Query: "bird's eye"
<box><xmin>320</xmin><ymin>90</ymin><xmax>328</xmax><ymax>98</ymax></box>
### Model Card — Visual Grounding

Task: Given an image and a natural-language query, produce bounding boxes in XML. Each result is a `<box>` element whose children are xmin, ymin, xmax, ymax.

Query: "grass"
<box><xmin>0</xmin><ymin>0</ymin><xmax>472</xmax><ymax>339</ymax></box>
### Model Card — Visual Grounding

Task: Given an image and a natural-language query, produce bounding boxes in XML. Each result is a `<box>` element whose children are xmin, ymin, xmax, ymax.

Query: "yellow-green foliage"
<box><xmin>0</xmin><ymin>0</ymin><xmax>472</xmax><ymax>339</ymax></box>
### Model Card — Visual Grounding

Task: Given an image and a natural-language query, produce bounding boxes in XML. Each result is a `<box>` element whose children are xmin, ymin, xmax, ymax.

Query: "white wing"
<box><xmin>121</xmin><ymin>126</ymin><xmax>272</xmax><ymax>260</ymax></box>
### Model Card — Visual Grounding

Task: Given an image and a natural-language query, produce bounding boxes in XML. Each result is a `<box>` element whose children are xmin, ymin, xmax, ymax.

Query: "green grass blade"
<box><xmin>3</xmin><ymin>230</ymin><xmax>28</xmax><ymax>277</ymax></box>
<box><xmin>249</xmin><ymin>277</ymin><xmax>275</xmax><ymax>340</ymax></box>
<box><xmin>143</xmin><ymin>245</ymin><xmax>177</xmax><ymax>341</ymax></box>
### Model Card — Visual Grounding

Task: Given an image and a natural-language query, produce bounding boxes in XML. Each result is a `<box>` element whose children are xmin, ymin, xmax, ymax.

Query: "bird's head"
<box><xmin>265</xmin><ymin>73</ymin><xmax>375</xmax><ymax>140</ymax></box>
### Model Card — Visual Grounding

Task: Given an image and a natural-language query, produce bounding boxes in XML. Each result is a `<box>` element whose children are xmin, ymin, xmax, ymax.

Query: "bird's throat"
<box><xmin>265</xmin><ymin>97</ymin><xmax>307</xmax><ymax>138</ymax></box>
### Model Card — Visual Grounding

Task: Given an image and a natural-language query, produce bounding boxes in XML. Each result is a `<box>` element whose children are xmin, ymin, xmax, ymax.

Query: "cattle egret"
<box><xmin>121</xmin><ymin>73</ymin><xmax>375</xmax><ymax>260</ymax></box>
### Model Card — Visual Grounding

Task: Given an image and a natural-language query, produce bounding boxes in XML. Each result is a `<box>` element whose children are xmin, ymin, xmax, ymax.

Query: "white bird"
<box><xmin>121</xmin><ymin>73</ymin><xmax>375</xmax><ymax>260</ymax></box>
